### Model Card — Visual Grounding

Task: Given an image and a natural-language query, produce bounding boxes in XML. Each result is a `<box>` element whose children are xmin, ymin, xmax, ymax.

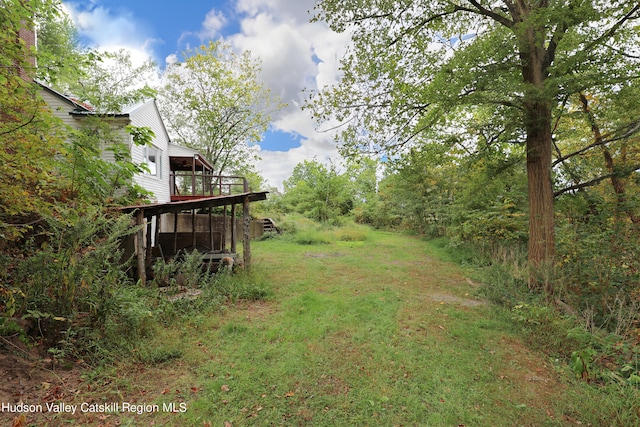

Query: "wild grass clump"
<box><xmin>476</xmin><ymin>263</ymin><xmax>530</xmax><ymax>307</ymax></box>
<box><xmin>12</xmin><ymin>208</ymin><xmax>135</xmax><ymax>325</ymax></box>
<box><xmin>0</xmin><ymin>206</ymin><xmax>272</xmax><ymax>367</ymax></box>
<box><xmin>335</xmin><ymin>224</ymin><xmax>370</xmax><ymax>242</ymax></box>
<box><xmin>293</xmin><ymin>229</ymin><xmax>332</xmax><ymax>245</ymax></box>
<box><xmin>255</xmin><ymin>230</ymin><xmax>280</xmax><ymax>241</ymax></box>
<box><xmin>202</xmin><ymin>269</ymin><xmax>272</xmax><ymax>303</ymax></box>
<box><xmin>271</xmin><ymin>216</ymin><xmax>372</xmax><ymax>245</ymax></box>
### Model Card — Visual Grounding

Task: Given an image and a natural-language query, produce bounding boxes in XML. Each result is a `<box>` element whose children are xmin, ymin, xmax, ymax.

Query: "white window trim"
<box><xmin>144</xmin><ymin>146</ymin><xmax>162</xmax><ymax>179</ymax></box>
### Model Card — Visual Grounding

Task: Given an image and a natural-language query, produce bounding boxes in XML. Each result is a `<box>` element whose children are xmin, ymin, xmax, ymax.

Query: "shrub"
<box><xmin>13</xmin><ymin>208</ymin><xmax>135</xmax><ymax>326</ymax></box>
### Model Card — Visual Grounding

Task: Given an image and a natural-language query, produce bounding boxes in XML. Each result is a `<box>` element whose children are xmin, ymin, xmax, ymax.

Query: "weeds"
<box><xmin>0</xmin><ymin>206</ymin><xmax>271</xmax><ymax>367</ymax></box>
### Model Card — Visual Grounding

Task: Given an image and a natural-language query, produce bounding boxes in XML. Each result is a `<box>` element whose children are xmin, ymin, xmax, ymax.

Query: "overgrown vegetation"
<box><xmin>11</xmin><ymin>222</ymin><xmax>635</xmax><ymax>426</ymax></box>
<box><xmin>3</xmin><ymin>215</ymin><xmax>271</xmax><ymax>367</ymax></box>
<box><xmin>266</xmin><ymin>151</ymin><xmax>639</xmax><ymax>390</ymax></box>
<box><xmin>0</xmin><ymin>0</ymin><xmax>270</xmax><ymax>368</ymax></box>
<box><xmin>2</xmin><ymin>0</ymin><xmax>640</xmax><ymax>424</ymax></box>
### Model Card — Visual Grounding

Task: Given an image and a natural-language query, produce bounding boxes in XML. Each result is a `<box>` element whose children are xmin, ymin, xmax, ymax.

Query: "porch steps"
<box><xmin>261</xmin><ymin>218</ymin><xmax>279</xmax><ymax>233</ymax></box>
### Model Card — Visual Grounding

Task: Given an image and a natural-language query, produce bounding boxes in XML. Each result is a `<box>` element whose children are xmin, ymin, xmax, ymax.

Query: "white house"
<box><xmin>38</xmin><ymin>83</ymin><xmax>175</xmax><ymax>203</ymax></box>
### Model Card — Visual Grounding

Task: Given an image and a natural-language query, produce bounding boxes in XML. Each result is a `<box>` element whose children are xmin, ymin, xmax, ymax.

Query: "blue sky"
<box><xmin>63</xmin><ymin>0</ymin><xmax>351</xmax><ymax>187</ymax></box>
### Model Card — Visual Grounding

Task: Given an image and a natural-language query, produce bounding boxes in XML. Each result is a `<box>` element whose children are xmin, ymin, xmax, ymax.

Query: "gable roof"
<box><xmin>36</xmin><ymin>81</ymin><xmax>93</xmax><ymax>112</ymax></box>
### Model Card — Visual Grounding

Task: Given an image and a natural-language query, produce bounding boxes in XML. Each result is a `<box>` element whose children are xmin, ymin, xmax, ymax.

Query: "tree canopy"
<box><xmin>0</xmin><ymin>0</ymin><xmax>69</xmax><ymax>243</ymax></box>
<box><xmin>309</xmin><ymin>0</ymin><xmax>640</xmax><ymax>291</ymax></box>
<box><xmin>159</xmin><ymin>41</ymin><xmax>285</xmax><ymax>176</ymax></box>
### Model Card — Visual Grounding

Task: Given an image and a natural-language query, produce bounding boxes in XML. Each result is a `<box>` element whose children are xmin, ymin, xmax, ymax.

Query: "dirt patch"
<box><xmin>304</xmin><ymin>252</ymin><xmax>345</xmax><ymax>258</ymax></box>
<box><xmin>429</xmin><ymin>293</ymin><xmax>486</xmax><ymax>307</ymax></box>
<box><xmin>317</xmin><ymin>374</ymin><xmax>350</xmax><ymax>396</ymax></box>
<box><xmin>0</xmin><ymin>342</ymin><xmax>87</xmax><ymax>427</ymax></box>
<box><xmin>492</xmin><ymin>335</ymin><xmax>569</xmax><ymax>422</ymax></box>
<box><xmin>235</xmin><ymin>300</ymin><xmax>277</xmax><ymax>323</ymax></box>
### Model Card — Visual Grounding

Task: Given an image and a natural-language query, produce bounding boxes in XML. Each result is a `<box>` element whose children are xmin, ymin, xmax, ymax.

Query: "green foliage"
<box><xmin>335</xmin><ymin>226</ymin><xmax>370</xmax><ymax>242</ymax></box>
<box><xmin>0</xmin><ymin>0</ymin><xmax>274</xmax><ymax>372</ymax></box>
<box><xmin>59</xmin><ymin>118</ymin><xmax>153</xmax><ymax>204</ymax></box>
<box><xmin>34</xmin><ymin>0</ymin><xmax>94</xmax><ymax>88</ymax></box>
<box><xmin>293</xmin><ymin>229</ymin><xmax>333</xmax><ymax>245</ymax></box>
<box><xmin>555</xmin><ymin>191</ymin><xmax>640</xmax><ymax>338</ymax></box>
<box><xmin>0</xmin><ymin>1</ymin><xmax>70</xmax><ymax>244</ymax></box>
<box><xmin>159</xmin><ymin>40</ymin><xmax>285</xmax><ymax>176</ymax></box>
<box><xmin>1</xmin><ymin>1</ymin><xmax>158</xmax><ymax>248</ymax></box>
<box><xmin>570</xmin><ymin>348</ymin><xmax>597</xmax><ymax>380</ymax></box>
<box><xmin>151</xmin><ymin>258</ymin><xmax>178</xmax><ymax>288</ymax></box>
<box><xmin>13</xmin><ymin>208</ymin><xmax>135</xmax><ymax>322</ymax></box>
<box><xmin>282</xmin><ymin>159</ymin><xmax>354</xmax><ymax>223</ymax></box>
<box><xmin>66</xmin><ymin>49</ymin><xmax>158</xmax><ymax>113</ymax></box>
<box><xmin>310</xmin><ymin>0</ymin><xmax>640</xmax><ymax>291</ymax></box>
<box><xmin>149</xmin><ymin>252</ymin><xmax>271</xmax><ymax>313</ymax></box>
<box><xmin>179</xmin><ymin>250</ymin><xmax>206</xmax><ymax>288</ymax></box>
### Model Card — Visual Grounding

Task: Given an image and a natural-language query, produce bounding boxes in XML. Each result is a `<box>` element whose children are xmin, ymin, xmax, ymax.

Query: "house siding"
<box><xmin>128</xmin><ymin>100</ymin><xmax>171</xmax><ymax>203</ymax></box>
<box><xmin>39</xmin><ymin>89</ymin><xmax>85</xmax><ymax>130</ymax></box>
<box><xmin>40</xmin><ymin>86</ymin><xmax>172</xmax><ymax>204</ymax></box>
<box><xmin>99</xmin><ymin>122</ymin><xmax>130</xmax><ymax>164</ymax></box>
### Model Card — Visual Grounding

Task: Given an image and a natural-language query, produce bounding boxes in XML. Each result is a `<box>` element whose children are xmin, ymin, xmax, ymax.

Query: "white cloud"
<box><xmin>177</xmin><ymin>8</ymin><xmax>227</xmax><ymax>50</ymax></box>
<box><xmin>165</xmin><ymin>53</ymin><xmax>179</xmax><ymax>65</ymax></box>
<box><xmin>63</xmin><ymin>2</ymin><xmax>159</xmax><ymax>67</ymax></box>
<box><xmin>256</xmin><ymin>137</ymin><xmax>340</xmax><ymax>189</ymax></box>
<box><xmin>63</xmin><ymin>0</ymin><xmax>352</xmax><ymax>189</ymax></box>
<box><xmin>201</xmin><ymin>9</ymin><xmax>227</xmax><ymax>38</ymax></box>
<box><xmin>226</xmin><ymin>1</ymin><xmax>351</xmax><ymax>187</ymax></box>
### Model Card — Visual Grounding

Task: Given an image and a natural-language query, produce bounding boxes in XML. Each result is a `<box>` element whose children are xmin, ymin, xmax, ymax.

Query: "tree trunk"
<box><xmin>524</xmin><ymin>102</ymin><xmax>555</xmax><ymax>293</ymax></box>
<box><xmin>517</xmin><ymin>19</ymin><xmax>557</xmax><ymax>294</ymax></box>
<box><xmin>579</xmin><ymin>94</ymin><xmax>640</xmax><ymax>224</ymax></box>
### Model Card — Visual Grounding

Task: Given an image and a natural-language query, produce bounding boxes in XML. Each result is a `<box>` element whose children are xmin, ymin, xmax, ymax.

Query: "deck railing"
<box><xmin>170</xmin><ymin>173</ymin><xmax>249</xmax><ymax>200</ymax></box>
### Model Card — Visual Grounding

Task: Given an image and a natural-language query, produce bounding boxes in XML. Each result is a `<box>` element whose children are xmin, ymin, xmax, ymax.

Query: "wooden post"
<box><xmin>231</xmin><ymin>204</ymin><xmax>237</xmax><ymax>253</ymax></box>
<box><xmin>222</xmin><ymin>204</ymin><xmax>227</xmax><ymax>251</ymax></box>
<box><xmin>136</xmin><ymin>209</ymin><xmax>146</xmax><ymax>286</ymax></box>
<box><xmin>154</xmin><ymin>214</ymin><xmax>161</xmax><ymax>250</ymax></box>
<box><xmin>146</xmin><ymin>216</ymin><xmax>152</xmax><ymax>270</ymax></box>
<box><xmin>243</xmin><ymin>196</ymin><xmax>250</xmax><ymax>269</ymax></box>
<box><xmin>209</xmin><ymin>206</ymin><xmax>213</xmax><ymax>251</ymax></box>
<box><xmin>191</xmin><ymin>208</ymin><xmax>196</xmax><ymax>249</ymax></box>
<box><xmin>191</xmin><ymin>158</ymin><xmax>196</xmax><ymax>196</ymax></box>
<box><xmin>173</xmin><ymin>211</ymin><xmax>178</xmax><ymax>255</ymax></box>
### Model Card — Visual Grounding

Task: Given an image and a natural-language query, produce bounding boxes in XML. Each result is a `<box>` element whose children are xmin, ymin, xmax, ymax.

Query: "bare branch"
<box><xmin>553</xmin><ymin>117</ymin><xmax>640</xmax><ymax>167</ymax></box>
<box><xmin>464</xmin><ymin>0</ymin><xmax>514</xmax><ymax>28</ymax></box>
<box><xmin>584</xmin><ymin>3</ymin><xmax>640</xmax><ymax>52</ymax></box>
<box><xmin>0</xmin><ymin>107</ymin><xmax>38</xmax><ymax>136</ymax></box>
<box><xmin>554</xmin><ymin>164</ymin><xmax>640</xmax><ymax>197</ymax></box>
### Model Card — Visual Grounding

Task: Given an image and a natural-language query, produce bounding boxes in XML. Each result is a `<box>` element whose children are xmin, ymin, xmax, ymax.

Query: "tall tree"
<box><xmin>158</xmin><ymin>41</ymin><xmax>285</xmax><ymax>176</ymax></box>
<box><xmin>0</xmin><ymin>0</ymin><xmax>69</xmax><ymax>244</ymax></box>
<box><xmin>309</xmin><ymin>0</ymin><xmax>640</xmax><ymax>292</ymax></box>
<box><xmin>66</xmin><ymin>49</ymin><xmax>158</xmax><ymax>113</ymax></box>
<box><xmin>283</xmin><ymin>159</ymin><xmax>353</xmax><ymax>222</ymax></box>
<box><xmin>34</xmin><ymin>0</ymin><xmax>92</xmax><ymax>89</ymax></box>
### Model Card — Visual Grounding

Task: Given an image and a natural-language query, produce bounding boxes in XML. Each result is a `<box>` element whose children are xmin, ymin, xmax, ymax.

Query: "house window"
<box><xmin>144</xmin><ymin>146</ymin><xmax>162</xmax><ymax>178</ymax></box>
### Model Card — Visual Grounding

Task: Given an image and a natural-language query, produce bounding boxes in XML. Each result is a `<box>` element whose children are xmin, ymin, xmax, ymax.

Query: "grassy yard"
<box><xmin>15</xmin><ymin>226</ymin><xmax>639</xmax><ymax>426</ymax></box>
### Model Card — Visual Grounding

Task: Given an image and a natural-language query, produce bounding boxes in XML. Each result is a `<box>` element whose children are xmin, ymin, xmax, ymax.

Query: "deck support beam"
<box><xmin>136</xmin><ymin>209</ymin><xmax>146</xmax><ymax>286</ymax></box>
<box><xmin>231</xmin><ymin>204</ymin><xmax>237</xmax><ymax>253</ymax></box>
<box><xmin>243</xmin><ymin>196</ymin><xmax>250</xmax><ymax>269</ymax></box>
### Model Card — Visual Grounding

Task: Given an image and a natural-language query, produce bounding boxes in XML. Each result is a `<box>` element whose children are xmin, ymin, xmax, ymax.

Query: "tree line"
<box><xmin>273</xmin><ymin>0</ymin><xmax>640</xmax><ymax>346</ymax></box>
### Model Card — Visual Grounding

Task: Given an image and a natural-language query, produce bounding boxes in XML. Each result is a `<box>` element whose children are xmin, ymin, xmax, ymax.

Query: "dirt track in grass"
<box><xmin>1</xmin><ymin>231</ymin><xmax>633</xmax><ymax>426</ymax></box>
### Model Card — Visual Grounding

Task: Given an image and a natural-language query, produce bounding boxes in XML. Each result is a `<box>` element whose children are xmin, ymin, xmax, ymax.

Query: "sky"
<box><xmin>62</xmin><ymin>0</ymin><xmax>352</xmax><ymax>189</ymax></box>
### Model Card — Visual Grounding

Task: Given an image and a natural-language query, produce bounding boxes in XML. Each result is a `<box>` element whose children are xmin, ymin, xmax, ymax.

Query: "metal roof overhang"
<box><xmin>118</xmin><ymin>192</ymin><xmax>269</xmax><ymax>218</ymax></box>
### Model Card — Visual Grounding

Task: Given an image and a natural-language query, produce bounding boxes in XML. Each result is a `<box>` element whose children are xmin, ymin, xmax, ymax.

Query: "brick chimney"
<box><xmin>17</xmin><ymin>24</ymin><xmax>37</xmax><ymax>82</ymax></box>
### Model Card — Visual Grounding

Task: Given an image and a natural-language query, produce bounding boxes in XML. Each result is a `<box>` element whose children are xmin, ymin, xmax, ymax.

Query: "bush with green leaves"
<box><xmin>13</xmin><ymin>208</ymin><xmax>135</xmax><ymax>322</ymax></box>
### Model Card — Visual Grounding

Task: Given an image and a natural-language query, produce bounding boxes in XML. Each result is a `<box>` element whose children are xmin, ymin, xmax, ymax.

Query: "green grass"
<box><xmin>44</xmin><ymin>222</ymin><xmax>639</xmax><ymax>426</ymax></box>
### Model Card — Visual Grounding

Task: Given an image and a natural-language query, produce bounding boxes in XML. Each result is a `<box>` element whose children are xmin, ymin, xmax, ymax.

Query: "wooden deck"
<box><xmin>119</xmin><ymin>191</ymin><xmax>268</xmax><ymax>285</ymax></box>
